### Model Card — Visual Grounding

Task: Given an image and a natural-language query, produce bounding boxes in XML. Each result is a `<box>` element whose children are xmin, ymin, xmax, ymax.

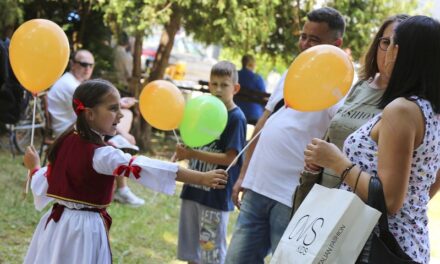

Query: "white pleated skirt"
<box><xmin>24</xmin><ymin>208</ymin><xmax>111</xmax><ymax>264</ymax></box>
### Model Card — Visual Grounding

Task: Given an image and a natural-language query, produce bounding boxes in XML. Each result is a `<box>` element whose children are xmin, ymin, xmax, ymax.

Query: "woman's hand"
<box><xmin>304</xmin><ymin>138</ymin><xmax>351</xmax><ymax>175</ymax></box>
<box><xmin>24</xmin><ymin>146</ymin><xmax>41</xmax><ymax>171</ymax></box>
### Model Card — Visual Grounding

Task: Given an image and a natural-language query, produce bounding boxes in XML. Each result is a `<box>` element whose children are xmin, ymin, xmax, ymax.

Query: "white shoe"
<box><xmin>114</xmin><ymin>188</ymin><xmax>145</xmax><ymax>206</ymax></box>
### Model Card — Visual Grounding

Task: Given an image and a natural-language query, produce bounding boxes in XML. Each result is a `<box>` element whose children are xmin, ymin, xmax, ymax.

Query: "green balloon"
<box><xmin>180</xmin><ymin>95</ymin><xmax>228</xmax><ymax>148</ymax></box>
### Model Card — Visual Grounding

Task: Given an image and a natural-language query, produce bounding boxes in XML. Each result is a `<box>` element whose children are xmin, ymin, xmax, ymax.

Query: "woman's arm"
<box><xmin>373</xmin><ymin>98</ymin><xmax>423</xmax><ymax>214</ymax></box>
<box><xmin>305</xmin><ymin>98</ymin><xmax>424</xmax><ymax>214</ymax></box>
<box><xmin>430</xmin><ymin>170</ymin><xmax>440</xmax><ymax>199</ymax></box>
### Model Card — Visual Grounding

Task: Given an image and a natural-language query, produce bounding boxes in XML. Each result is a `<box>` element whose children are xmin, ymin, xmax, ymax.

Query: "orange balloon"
<box><xmin>9</xmin><ymin>19</ymin><xmax>70</xmax><ymax>93</ymax></box>
<box><xmin>284</xmin><ymin>45</ymin><xmax>354</xmax><ymax>111</ymax></box>
<box><xmin>139</xmin><ymin>80</ymin><xmax>185</xmax><ymax>130</ymax></box>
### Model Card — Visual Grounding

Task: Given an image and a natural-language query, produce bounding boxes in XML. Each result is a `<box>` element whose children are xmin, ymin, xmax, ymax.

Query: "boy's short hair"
<box><xmin>210</xmin><ymin>61</ymin><xmax>239</xmax><ymax>84</ymax></box>
<box><xmin>307</xmin><ymin>7</ymin><xmax>345</xmax><ymax>38</ymax></box>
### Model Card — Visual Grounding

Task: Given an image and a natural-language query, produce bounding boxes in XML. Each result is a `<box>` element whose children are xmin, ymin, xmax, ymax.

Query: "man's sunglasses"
<box><xmin>73</xmin><ymin>60</ymin><xmax>94</xmax><ymax>68</ymax></box>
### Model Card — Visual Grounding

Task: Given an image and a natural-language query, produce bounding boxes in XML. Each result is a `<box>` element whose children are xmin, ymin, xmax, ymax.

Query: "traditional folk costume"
<box><xmin>24</xmin><ymin>132</ymin><xmax>178</xmax><ymax>264</ymax></box>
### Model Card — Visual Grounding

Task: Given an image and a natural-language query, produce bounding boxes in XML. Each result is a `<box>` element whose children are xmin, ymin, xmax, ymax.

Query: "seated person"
<box><xmin>235</xmin><ymin>54</ymin><xmax>267</xmax><ymax>125</ymax></box>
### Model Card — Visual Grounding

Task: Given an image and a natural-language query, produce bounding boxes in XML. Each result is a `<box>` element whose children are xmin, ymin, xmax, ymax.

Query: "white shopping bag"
<box><xmin>271</xmin><ymin>184</ymin><xmax>381</xmax><ymax>264</ymax></box>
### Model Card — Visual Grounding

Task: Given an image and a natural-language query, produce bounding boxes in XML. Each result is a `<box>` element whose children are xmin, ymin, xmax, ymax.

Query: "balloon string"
<box><xmin>30</xmin><ymin>95</ymin><xmax>37</xmax><ymax>146</ymax></box>
<box><xmin>225</xmin><ymin>129</ymin><xmax>262</xmax><ymax>173</ymax></box>
<box><xmin>25</xmin><ymin>94</ymin><xmax>38</xmax><ymax>195</ymax></box>
<box><xmin>173</xmin><ymin>129</ymin><xmax>180</xmax><ymax>144</ymax></box>
<box><xmin>225</xmin><ymin>106</ymin><xmax>286</xmax><ymax>173</ymax></box>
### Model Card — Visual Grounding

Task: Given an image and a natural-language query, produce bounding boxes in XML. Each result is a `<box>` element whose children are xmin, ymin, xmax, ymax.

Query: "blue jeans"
<box><xmin>225</xmin><ymin>190</ymin><xmax>291</xmax><ymax>264</ymax></box>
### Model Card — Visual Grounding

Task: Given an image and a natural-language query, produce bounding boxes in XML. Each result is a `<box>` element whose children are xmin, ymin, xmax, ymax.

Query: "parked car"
<box><xmin>141</xmin><ymin>30</ymin><xmax>218</xmax><ymax>82</ymax></box>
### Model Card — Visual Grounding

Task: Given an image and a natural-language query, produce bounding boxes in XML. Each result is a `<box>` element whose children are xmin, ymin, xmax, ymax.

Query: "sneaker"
<box><xmin>113</xmin><ymin>188</ymin><xmax>145</xmax><ymax>206</ymax></box>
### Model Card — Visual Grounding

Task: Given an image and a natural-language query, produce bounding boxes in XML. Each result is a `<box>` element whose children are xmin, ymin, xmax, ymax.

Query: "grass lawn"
<box><xmin>0</xmin><ymin>134</ymin><xmax>239</xmax><ymax>264</ymax></box>
<box><xmin>0</xmin><ymin>132</ymin><xmax>439</xmax><ymax>263</ymax></box>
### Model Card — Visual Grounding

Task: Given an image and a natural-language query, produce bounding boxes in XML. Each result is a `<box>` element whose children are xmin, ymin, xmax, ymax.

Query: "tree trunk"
<box><xmin>130</xmin><ymin>30</ymin><xmax>143</xmax><ymax>97</ymax></box>
<box><xmin>292</xmin><ymin>0</ymin><xmax>302</xmax><ymax>35</ymax></box>
<box><xmin>130</xmin><ymin>30</ymin><xmax>153</xmax><ymax>152</ymax></box>
<box><xmin>131</xmin><ymin>4</ymin><xmax>182</xmax><ymax>152</ymax></box>
<box><xmin>147</xmin><ymin>4</ymin><xmax>182</xmax><ymax>82</ymax></box>
<box><xmin>76</xmin><ymin>0</ymin><xmax>92</xmax><ymax>48</ymax></box>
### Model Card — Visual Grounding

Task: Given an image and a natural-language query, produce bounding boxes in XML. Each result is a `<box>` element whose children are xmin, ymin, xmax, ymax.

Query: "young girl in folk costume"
<box><xmin>23</xmin><ymin>79</ymin><xmax>228</xmax><ymax>264</ymax></box>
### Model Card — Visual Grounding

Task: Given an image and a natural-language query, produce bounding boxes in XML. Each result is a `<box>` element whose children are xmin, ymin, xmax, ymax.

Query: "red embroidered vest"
<box><xmin>47</xmin><ymin>133</ymin><xmax>114</xmax><ymax>207</ymax></box>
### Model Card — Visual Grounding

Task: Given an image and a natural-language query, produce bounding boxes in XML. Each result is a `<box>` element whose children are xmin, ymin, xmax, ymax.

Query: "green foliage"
<box><xmin>0</xmin><ymin>0</ymin><xmax>423</xmax><ymax>82</ymax></box>
<box><xmin>0</xmin><ymin>135</ymin><xmax>242</xmax><ymax>263</ymax></box>
<box><xmin>186</xmin><ymin>0</ymin><xmax>420</xmax><ymax>64</ymax></box>
<box><xmin>184</xmin><ymin>0</ymin><xmax>282</xmax><ymax>55</ymax></box>
<box><xmin>0</xmin><ymin>0</ymin><xmax>23</xmax><ymax>38</ymax></box>
<box><xmin>81</xmin><ymin>8</ymin><xmax>115</xmax><ymax>75</ymax></box>
<box><xmin>328</xmin><ymin>0</ymin><xmax>419</xmax><ymax>60</ymax></box>
<box><xmin>18</xmin><ymin>1</ymin><xmax>116</xmax><ymax>77</ymax></box>
<box><xmin>219</xmin><ymin>47</ymin><xmax>287</xmax><ymax>80</ymax></box>
<box><xmin>99</xmin><ymin>0</ymin><xmax>173</xmax><ymax>34</ymax></box>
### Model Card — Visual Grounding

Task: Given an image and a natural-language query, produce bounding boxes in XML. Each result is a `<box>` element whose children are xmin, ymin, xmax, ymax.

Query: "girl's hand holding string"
<box><xmin>24</xmin><ymin>146</ymin><xmax>41</xmax><ymax>175</ymax></box>
<box><xmin>203</xmin><ymin>169</ymin><xmax>228</xmax><ymax>189</ymax></box>
<box><xmin>23</xmin><ymin>145</ymin><xmax>41</xmax><ymax>195</ymax></box>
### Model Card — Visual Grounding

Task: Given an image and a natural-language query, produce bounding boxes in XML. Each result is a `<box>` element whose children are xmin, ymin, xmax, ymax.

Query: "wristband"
<box><xmin>340</xmin><ymin>163</ymin><xmax>356</xmax><ymax>182</ymax></box>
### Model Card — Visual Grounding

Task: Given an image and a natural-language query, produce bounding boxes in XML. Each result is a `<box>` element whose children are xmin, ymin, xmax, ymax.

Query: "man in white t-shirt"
<box><xmin>225</xmin><ymin>7</ymin><xmax>346</xmax><ymax>264</ymax></box>
<box><xmin>47</xmin><ymin>49</ymin><xmax>145</xmax><ymax>206</ymax></box>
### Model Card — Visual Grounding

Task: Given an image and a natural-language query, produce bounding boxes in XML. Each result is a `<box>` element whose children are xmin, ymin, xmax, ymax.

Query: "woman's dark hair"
<box><xmin>359</xmin><ymin>14</ymin><xmax>409</xmax><ymax>81</ymax></box>
<box><xmin>48</xmin><ymin>79</ymin><xmax>116</xmax><ymax>164</ymax></box>
<box><xmin>379</xmin><ymin>16</ymin><xmax>440</xmax><ymax>113</ymax></box>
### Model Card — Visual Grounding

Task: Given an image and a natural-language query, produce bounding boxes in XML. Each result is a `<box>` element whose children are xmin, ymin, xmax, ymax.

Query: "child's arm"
<box><xmin>176</xmin><ymin>167</ymin><xmax>228</xmax><ymax>189</ymax></box>
<box><xmin>174</xmin><ymin>143</ymin><xmax>237</xmax><ymax>166</ymax></box>
<box><xmin>24</xmin><ymin>146</ymin><xmax>53</xmax><ymax>210</ymax></box>
<box><xmin>93</xmin><ymin>146</ymin><xmax>228</xmax><ymax>193</ymax></box>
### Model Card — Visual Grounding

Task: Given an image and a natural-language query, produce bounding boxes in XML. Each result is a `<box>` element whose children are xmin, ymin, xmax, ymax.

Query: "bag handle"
<box><xmin>367</xmin><ymin>175</ymin><xmax>420</xmax><ymax>263</ymax></box>
<box><xmin>367</xmin><ymin>176</ymin><xmax>389</xmax><ymax>230</ymax></box>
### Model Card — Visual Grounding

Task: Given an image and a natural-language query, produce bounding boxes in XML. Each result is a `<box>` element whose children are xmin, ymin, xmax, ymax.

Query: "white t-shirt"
<box><xmin>242</xmin><ymin>72</ymin><xmax>342</xmax><ymax>207</ymax></box>
<box><xmin>47</xmin><ymin>72</ymin><xmax>80</xmax><ymax>136</ymax></box>
<box><xmin>114</xmin><ymin>45</ymin><xmax>133</xmax><ymax>86</ymax></box>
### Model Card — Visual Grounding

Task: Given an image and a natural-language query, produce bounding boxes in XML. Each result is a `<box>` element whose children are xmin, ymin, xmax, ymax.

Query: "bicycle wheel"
<box><xmin>0</xmin><ymin>124</ymin><xmax>12</xmax><ymax>152</ymax></box>
<box><xmin>12</xmin><ymin>96</ymin><xmax>46</xmax><ymax>154</ymax></box>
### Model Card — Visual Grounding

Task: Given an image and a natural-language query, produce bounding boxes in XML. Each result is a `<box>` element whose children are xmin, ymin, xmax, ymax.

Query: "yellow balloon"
<box><xmin>139</xmin><ymin>80</ymin><xmax>185</xmax><ymax>130</ymax></box>
<box><xmin>284</xmin><ymin>45</ymin><xmax>354</xmax><ymax>111</ymax></box>
<box><xmin>9</xmin><ymin>19</ymin><xmax>70</xmax><ymax>93</ymax></box>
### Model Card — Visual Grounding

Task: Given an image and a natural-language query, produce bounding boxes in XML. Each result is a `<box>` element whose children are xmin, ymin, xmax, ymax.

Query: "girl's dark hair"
<box><xmin>359</xmin><ymin>14</ymin><xmax>409</xmax><ymax>81</ymax></box>
<box><xmin>47</xmin><ymin>79</ymin><xmax>116</xmax><ymax>164</ymax></box>
<box><xmin>379</xmin><ymin>16</ymin><xmax>440</xmax><ymax>113</ymax></box>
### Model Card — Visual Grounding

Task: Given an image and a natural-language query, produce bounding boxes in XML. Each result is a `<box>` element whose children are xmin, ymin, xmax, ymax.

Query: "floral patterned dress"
<box><xmin>341</xmin><ymin>97</ymin><xmax>440</xmax><ymax>264</ymax></box>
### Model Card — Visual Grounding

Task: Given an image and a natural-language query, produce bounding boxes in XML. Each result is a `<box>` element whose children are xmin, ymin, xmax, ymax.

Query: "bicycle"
<box><xmin>0</xmin><ymin>92</ymin><xmax>47</xmax><ymax>157</ymax></box>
